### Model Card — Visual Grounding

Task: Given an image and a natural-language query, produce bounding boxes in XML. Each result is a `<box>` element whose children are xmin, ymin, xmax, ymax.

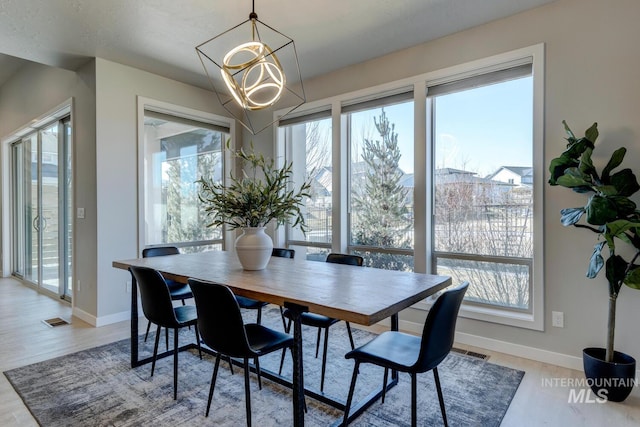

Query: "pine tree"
<box><xmin>351</xmin><ymin>109</ymin><xmax>413</xmax><ymax>270</ymax></box>
<box><xmin>164</xmin><ymin>132</ymin><xmax>221</xmax><ymax>251</ymax></box>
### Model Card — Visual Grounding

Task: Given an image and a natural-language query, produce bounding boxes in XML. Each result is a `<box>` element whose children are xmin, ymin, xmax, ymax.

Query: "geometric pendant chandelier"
<box><xmin>196</xmin><ymin>0</ymin><xmax>306</xmax><ymax>135</ymax></box>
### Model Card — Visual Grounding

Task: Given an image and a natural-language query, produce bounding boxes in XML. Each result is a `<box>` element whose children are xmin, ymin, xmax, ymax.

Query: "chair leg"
<box><xmin>315</xmin><ymin>327</ymin><xmax>322</xmax><ymax>358</ymax></box>
<box><xmin>278</xmin><ymin>318</ymin><xmax>292</xmax><ymax>375</ymax></box>
<box><xmin>151</xmin><ymin>324</ymin><xmax>161</xmax><ymax>376</ymax></box>
<box><xmin>277</xmin><ymin>348</ymin><xmax>307</xmax><ymax>411</ymax></box>
<box><xmin>346</xmin><ymin>321</ymin><xmax>355</xmax><ymax>350</ymax></box>
<box><xmin>254</xmin><ymin>357</ymin><xmax>262</xmax><ymax>390</ymax></box>
<box><xmin>194</xmin><ymin>324</ymin><xmax>203</xmax><ymax>360</ymax></box>
<box><xmin>243</xmin><ymin>358</ymin><xmax>252</xmax><ymax>427</ymax></box>
<box><xmin>342</xmin><ymin>361</ymin><xmax>360</xmax><ymax>426</ymax></box>
<box><xmin>173</xmin><ymin>328</ymin><xmax>179</xmax><ymax>400</ymax></box>
<box><xmin>227</xmin><ymin>356</ymin><xmax>235</xmax><ymax>375</ymax></box>
<box><xmin>411</xmin><ymin>373</ymin><xmax>417</xmax><ymax>427</ymax></box>
<box><xmin>433</xmin><ymin>367</ymin><xmax>448</xmax><ymax>427</ymax></box>
<box><xmin>257</xmin><ymin>307</ymin><xmax>262</xmax><ymax>325</ymax></box>
<box><xmin>205</xmin><ymin>353</ymin><xmax>221</xmax><ymax>417</ymax></box>
<box><xmin>382</xmin><ymin>367</ymin><xmax>389</xmax><ymax>404</ymax></box>
<box><xmin>182</xmin><ymin>299</ymin><xmax>191</xmax><ymax>330</ymax></box>
<box><xmin>279</xmin><ymin>307</ymin><xmax>287</xmax><ymax>330</ymax></box>
<box><xmin>278</xmin><ymin>348</ymin><xmax>287</xmax><ymax>375</ymax></box>
<box><xmin>144</xmin><ymin>320</ymin><xmax>152</xmax><ymax>341</ymax></box>
<box><xmin>320</xmin><ymin>327</ymin><xmax>329</xmax><ymax>392</ymax></box>
<box><xmin>165</xmin><ymin>327</ymin><xmax>169</xmax><ymax>351</ymax></box>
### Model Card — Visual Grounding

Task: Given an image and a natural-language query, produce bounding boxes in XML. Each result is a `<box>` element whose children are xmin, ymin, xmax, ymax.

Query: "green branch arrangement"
<box><xmin>197</xmin><ymin>142</ymin><xmax>311</xmax><ymax>232</ymax></box>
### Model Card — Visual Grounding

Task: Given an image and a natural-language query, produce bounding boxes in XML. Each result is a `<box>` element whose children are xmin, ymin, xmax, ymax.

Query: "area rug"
<box><xmin>4</xmin><ymin>308</ymin><xmax>524</xmax><ymax>426</ymax></box>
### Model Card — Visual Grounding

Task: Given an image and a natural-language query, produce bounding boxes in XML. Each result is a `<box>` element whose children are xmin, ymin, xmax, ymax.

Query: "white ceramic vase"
<box><xmin>234</xmin><ymin>227</ymin><xmax>273</xmax><ymax>270</ymax></box>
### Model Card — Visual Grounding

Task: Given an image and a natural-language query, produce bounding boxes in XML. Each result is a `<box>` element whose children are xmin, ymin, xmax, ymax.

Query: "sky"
<box><xmin>348</xmin><ymin>76</ymin><xmax>533</xmax><ymax>177</ymax></box>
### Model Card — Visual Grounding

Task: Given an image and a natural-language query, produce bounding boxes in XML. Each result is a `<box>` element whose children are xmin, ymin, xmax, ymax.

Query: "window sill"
<box><xmin>412</xmin><ymin>298</ymin><xmax>543</xmax><ymax>331</ymax></box>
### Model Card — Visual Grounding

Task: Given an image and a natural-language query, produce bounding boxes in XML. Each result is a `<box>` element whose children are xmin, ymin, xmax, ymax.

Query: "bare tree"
<box><xmin>434</xmin><ymin>174</ymin><xmax>532</xmax><ymax>308</ymax></box>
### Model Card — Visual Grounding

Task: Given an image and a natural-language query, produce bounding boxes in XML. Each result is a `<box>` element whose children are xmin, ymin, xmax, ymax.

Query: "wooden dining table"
<box><xmin>113</xmin><ymin>250</ymin><xmax>451</xmax><ymax>426</ymax></box>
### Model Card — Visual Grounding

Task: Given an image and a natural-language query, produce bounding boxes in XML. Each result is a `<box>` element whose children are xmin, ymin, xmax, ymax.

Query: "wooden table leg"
<box><xmin>130</xmin><ymin>274</ymin><xmax>139</xmax><ymax>368</ymax></box>
<box><xmin>391</xmin><ymin>313</ymin><xmax>398</xmax><ymax>381</ymax></box>
<box><xmin>284</xmin><ymin>302</ymin><xmax>309</xmax><ymax>427</ymax></box>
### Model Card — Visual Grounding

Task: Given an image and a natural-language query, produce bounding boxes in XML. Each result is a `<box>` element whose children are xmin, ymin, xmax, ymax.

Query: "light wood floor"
<box><xmin>1</xmin><ymin>277</ymin><xmax>639</xmax><ymax>426</ymax></box>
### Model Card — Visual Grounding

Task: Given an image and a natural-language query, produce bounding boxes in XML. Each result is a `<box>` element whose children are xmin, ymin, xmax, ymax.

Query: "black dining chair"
<box><xmin>235</xmin><ymin>295</ymin><xmax>269</xmax><ymax>324</ymax></box>
<box><xmin>235</xmin><ymin>248</ymin><xmax>295</xmax><ymax>325</ymax></box>
<box><xmin>272</xmin><ymin>247</ymin><xmax>295</xmax><ymax>259</ymax></box>
<box><xmin>236</xmin><ymin>247</ymin><xmax>295</xmax><ymax>385</ymax></box>
<box><xmin>188</xmin><ymin>278</ymin><xmax>295</xmax><ymax>426</ymax></box>
<box><xmin>142</xmin><ymin>246</ymin><xmax>193</xmax><ymax>345</ymax></box>
<box><xmin>128</xmin><ymin>265</ymin><xmax>202</xmax><ymax>400</ymax></box>
<box><xmin>342</xmin><ymin>282</ymin><xmax>469</xmax><ymax>427</ymax></box>
<box><xmin>271</xmin><ymin>248</ymin><xmax>296</xmax><ymax>329</ymax></box>
<box><xmin>280</xmin><ymin>252</ymin><xmax>363</xmax><ymax>392</ymax></box>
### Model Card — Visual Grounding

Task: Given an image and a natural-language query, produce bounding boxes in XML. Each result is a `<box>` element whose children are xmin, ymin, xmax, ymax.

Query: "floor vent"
<box><xmin>42</xmin><ymin>317</ymin><xmax>70</xmax><ymax>327</ymax></box>
<box><xmin>452</xmin><ymin>347</ymin><xmax>488</xmax><ymax>360</ymax></box>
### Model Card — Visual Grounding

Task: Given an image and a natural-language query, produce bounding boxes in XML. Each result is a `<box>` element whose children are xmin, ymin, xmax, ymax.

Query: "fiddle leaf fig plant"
<box><xmin>549</xmin><ymin>121</ymin><xmax>640</xmax><ymax>362</ymax></box>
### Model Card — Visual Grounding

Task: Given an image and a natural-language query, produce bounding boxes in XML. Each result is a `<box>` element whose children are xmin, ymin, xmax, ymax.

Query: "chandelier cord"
<box><xmin>249</xmin><ymin>0</ymin><xmax>257</xmax><ymax>39</ymax></box>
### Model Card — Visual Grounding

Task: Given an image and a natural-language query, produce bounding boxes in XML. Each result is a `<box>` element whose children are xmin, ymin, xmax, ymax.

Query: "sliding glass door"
<box><xmin>11</xmin><ymin>117</ymin><xmax>73</xmax><ymax>300</ymax></box>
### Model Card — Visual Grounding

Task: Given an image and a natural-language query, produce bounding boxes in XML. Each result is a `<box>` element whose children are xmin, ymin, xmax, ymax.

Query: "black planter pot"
<box><xmin>583</xmin><ymin>347</ymin><xmax>636</xmax><ymax>402</ymax></box>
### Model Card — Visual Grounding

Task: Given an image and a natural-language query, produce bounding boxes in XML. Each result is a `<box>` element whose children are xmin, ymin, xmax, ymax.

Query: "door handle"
<box><xmin>33</xmin><ymin>215</ymin><xmax>40</xmax><ymax>231</ymax></box>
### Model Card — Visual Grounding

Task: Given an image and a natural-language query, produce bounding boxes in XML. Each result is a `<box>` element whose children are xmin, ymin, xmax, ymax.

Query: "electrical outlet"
<box><xmin>552</xmin><ymin>311</ymin><xmax>564</xmax><ymax>328</ymax></box>
<box><xmin>126</xmin><ymin>280</ymin><xmax>132</xmax><ymax>293</ymax></box>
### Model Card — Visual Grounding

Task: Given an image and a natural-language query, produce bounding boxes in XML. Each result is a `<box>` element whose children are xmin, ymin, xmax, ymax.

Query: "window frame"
<box><xmin>418</xmin><ymin>45</ymin><xmax>544</xmax><ymax>330</ymax></box>
<box><xmin>277</xmin><ymin>107</ymin><xmax>334</xmax><ymax>251</ymax></box>
<box><xmin>342</xmin><ymin>91</ymin><xmax>416</xmax><ymax>270</ymax></box>
<box><xmin>136</xmin><ymin>97</ymin><xmax>236</xmax><ymax>255</ymax></box>
<box><xmin>1</xmin><ymin>99</ymin><xmax>74</xmax><ymax>299</ymax></box>
<box><xmin>274</xmin><ymin>44</ymin><xmax>544</xmax><ymax>330</ymax></box>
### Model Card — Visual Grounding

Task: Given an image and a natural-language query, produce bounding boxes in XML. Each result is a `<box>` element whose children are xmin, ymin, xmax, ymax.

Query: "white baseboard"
<box><xmin>72</xmin><ymin>307</ymin><xmax>134</xmax><ymax>327</ymax></box>
<box><xmin>380</xmin><ymin>317</ymin><xmax>584</xmax><ymax>371</ymax></box>
<box><xmin>94</xmin><ymin>310</ymin><xmax>133</xmax><ymax>327</ymax></box>
<box><xmin>72</xmin><ymin>306</ymin><xmax>97</xmax><ymax>326</ymax></box>
<box><xmin>454</xmin><ymin>332</ymin><xmax>583</xmax><ymax>371</ymax></box>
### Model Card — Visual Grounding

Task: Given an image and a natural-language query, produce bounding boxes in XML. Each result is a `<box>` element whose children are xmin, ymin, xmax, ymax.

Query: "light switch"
<box><xmin>77</xmin><ymin>207</ymin><xmax>85</xmax><ymax>219</ymax></box>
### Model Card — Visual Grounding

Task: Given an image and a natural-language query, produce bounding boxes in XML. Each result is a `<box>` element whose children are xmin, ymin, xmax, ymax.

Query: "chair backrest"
<box><xmin>129</xmin><ymin>266</ymin><xmax>179</xmax><ymax>327</ymax></box>
<box><xmin>143</xmin><ymin>246</ymin><xmax>180</xmax><ymax>258</ymax></box>
<box><xmin>272</xmin><ymin>248</ymin><xmax>295</xmax><ymax>259</ymax></box>
<box><xmin>188</xmin><ymin>278</ymin><xmax>255</xmax><ymax>358</ymax></box>
<box><xmin>326</xmin><ymin>253</ymin><xmax>363</xmax><ymax>266</ymax></box>
<box><xmin>414</xmin><ymin>282</ymin><xmax>469</xmax><ymax>372</ymax></box>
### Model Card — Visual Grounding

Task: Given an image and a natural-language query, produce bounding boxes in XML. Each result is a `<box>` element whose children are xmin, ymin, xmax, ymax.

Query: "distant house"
<box><xmin>308</xmin><ymin>165</ymin><xmax>532</xmax><ymax>207</ymax></box>
<box><xmin>435</xmin><ymin>167</ymin><xmax>484</xmax><ymax>184</ymax></box>
<box><xmin>486</xmin><ymin>166</ymin><xmax>533</xmax><ymax>186</ymax></box>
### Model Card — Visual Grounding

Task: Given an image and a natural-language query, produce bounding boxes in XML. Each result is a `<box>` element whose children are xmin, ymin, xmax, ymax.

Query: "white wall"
<box><xmin>297</xmin><ymin>0</ymin><xmax>640</xmax><ymax>366</ymax></box>
<box><xmin>93</xmin><ymin>58</ymin><xmax>229</xmax><ymax>324</ymax></box>
<box><xmin>0</xmin><ymin>59</ymin><xmax>98</xmax><ymax>317</ymax></box>
<box><xmin>0</xmin><ymin>57</ymin><xmax>235</xmax><ymax>326</ymax></box>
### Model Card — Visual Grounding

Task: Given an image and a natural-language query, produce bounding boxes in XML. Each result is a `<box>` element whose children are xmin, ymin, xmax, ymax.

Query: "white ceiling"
<box><xmin>0</xmin><ymin>0</ymin><xmax>555</xmax><ymax>90</ymax></box>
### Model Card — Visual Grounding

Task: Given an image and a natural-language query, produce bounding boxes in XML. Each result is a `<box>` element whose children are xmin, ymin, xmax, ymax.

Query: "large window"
<box><xmin>344</xmin><ymin>94</ymin><xmax>415</xmax><ymax>271</ymax></box>
<box><xmin>280</xmin><ymin>111</ymin><xmax>333</xmax><ymax>261</ymax></box>
<box><xmin>277</xmin><ymin>45</ymin><xmax>543</xmax><ymax>328</ymax></box>
<box><xmin>142</xmin><ymin>109</ymin><xmax>229</xmax><ymax>253</ymax></box>
<box><xmin>430</xmin><ymin>66</ymin><xmax>534</xmax><ymax>312</ymax></box>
